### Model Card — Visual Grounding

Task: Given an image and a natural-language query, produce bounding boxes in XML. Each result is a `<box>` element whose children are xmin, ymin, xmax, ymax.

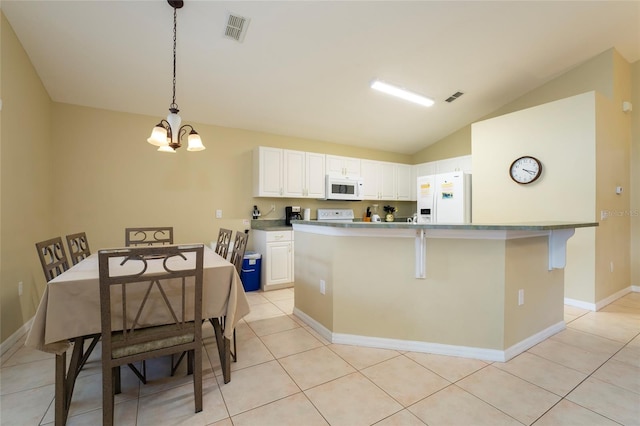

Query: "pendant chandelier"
<box><xmin>147</xmin><ymin>0</ymin><xmax>205</xmax><ymax>153</ymax></box>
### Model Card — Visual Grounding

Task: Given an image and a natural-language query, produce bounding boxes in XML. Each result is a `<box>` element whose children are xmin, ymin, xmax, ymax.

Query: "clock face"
<box><xmin>509</xmin><ymin>156</ymin><xmax>542</xmax><ymax>184</ymax></box>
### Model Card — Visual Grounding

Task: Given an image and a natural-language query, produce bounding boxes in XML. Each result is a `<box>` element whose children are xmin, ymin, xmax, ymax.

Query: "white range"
<box><xmin>317</xmin><ymin>208</ymin><xmax>355</xmax><ymax>223</ymax></box>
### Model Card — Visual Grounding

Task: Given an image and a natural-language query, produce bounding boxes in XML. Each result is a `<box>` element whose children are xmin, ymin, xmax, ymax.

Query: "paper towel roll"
<box><xmin>303</xmin><ymin>208</ymin><xmax>311</xmax><ymax>221</ymax></box>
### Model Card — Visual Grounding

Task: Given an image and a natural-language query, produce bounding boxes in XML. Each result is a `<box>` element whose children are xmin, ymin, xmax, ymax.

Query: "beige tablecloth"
<box><xmin>25</xmin><ymin>246</ymin><xmax>251</xmax><ymax>354</ymax></box>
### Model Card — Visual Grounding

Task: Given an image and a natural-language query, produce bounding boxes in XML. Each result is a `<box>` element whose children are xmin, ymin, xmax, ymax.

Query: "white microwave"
<box><xmin>323</xmin><ymin>175</ymin><xmax>364</xmax><ymax>201</ymax></box>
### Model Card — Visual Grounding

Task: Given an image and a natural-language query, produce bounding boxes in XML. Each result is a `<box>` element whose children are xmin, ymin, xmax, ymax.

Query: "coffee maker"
<box><xmin>285</xmin><ymin>206</ymin><xmax>302</xmax><ymax>226</ymax></box>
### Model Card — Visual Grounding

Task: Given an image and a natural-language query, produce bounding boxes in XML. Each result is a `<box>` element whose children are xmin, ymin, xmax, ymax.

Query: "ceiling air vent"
<box><xmin>224</xmin><ymin>13</ymin><xmax>250</xmax><ymax>43</ymax></box>
<box><xmin>445</xmin><ymin>91</ymin><xmax>464</xmax><ymax>103</ymax></box>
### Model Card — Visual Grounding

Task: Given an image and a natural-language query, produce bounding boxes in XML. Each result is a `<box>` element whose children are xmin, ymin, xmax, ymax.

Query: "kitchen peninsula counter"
<box><xmin>291</xmin><ymin>220</ymin><xmax>597</xmax><ymax>362</ymax></box>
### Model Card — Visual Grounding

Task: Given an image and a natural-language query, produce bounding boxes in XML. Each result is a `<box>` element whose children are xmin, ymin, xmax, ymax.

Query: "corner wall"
<box><xmin>471</xmin><ymin>92</ymin><xmax>598</xmax><ymax>302</ymax></box>
<box><xmin>1</xmin><ymin>13</ymin><xmax>53</xmax><ymax>343</ymax></box>
<box><xmin>631</xmin><ymin>61</ymin><xmax>640</xmax><ymax>288</ymax></box>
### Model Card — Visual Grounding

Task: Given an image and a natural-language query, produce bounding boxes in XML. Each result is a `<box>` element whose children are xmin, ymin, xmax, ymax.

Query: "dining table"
<box><xmin>25</xmin><ymin>244</ymin><xmax>251</xmax><ymax>425</ymax></box>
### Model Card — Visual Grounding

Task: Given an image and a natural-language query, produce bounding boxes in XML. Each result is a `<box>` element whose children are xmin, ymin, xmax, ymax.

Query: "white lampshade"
<box><xmin>187</xmin><ymin>132</ymin><xmax>206</xmax><ymax>151</ymax></box>
<box><xmin>147</xmin><ymin>125</ymin><xmax>168</xmax><ymax>146</ymax></box>
<box><xmin>157</xmin><ymin>145</ymin><xmax>176</xmax><ymax>153</ymax></box>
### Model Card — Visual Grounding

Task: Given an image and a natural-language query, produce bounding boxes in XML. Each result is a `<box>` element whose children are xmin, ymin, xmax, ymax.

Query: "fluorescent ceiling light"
<box><xmin>370</xmin><ymin>80</ymin><xmax>434</xmax><ymax>107</ymax></box>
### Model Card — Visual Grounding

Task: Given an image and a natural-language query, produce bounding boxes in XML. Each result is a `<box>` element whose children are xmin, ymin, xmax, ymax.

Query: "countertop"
<box><xmin>291</xmin><ymin>220</ymin><xmax>598</xmax><ymax>231</ymax></box>
<box><xmin>250</xmin><ymin>219</ymin><xmax>293</xmax><ymax>231</ymax></box>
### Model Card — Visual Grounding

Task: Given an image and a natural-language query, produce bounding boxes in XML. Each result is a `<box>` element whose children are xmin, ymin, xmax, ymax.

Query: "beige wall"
<box><xmin>631</xmin><ymin>61</ymin><xmax>640</xmax><ymax>287</ymax></box>
<box><xmin>1</xmin><ymin>13</ymin><xmax>53</xmax><ymax>342</ymax></box>
<box><xmin>294</xmin><ymin>230</ymin><xmax>563</xmax><ymax>352</ymax></box>
<box><xmin>472</xmin><ymin>92</ymin><xmax>599</xmax><ymax>302</ymax></box>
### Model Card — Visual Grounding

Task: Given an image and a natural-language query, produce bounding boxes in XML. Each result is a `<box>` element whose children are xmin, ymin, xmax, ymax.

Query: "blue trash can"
<box><xmin>240</xmin><ymin>251</ymin><xmax>261</xmax><ymax>292</ymax></box>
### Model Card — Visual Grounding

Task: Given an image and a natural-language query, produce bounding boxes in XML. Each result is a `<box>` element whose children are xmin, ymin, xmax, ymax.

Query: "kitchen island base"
<box><xmin>292</xmin><ymin>222</ymin><xmax>594</xmax><ymax>362</ymax></box>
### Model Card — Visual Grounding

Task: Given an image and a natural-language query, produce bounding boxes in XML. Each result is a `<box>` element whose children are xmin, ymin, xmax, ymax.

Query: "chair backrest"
<box><xmin>214</xmin><ymin>228</ymin><xmax>233</xmax><ymax>259</ymax></box>
<box><xmin>98</xmin><ymin>244</ymin><xmax>204</xmax><ymax>358</ymax></box>
<box><xmin>35</xmin><ymin>237</ymin><xmax>70</xmax><ymax>282</ymax></box>
<box><xmin>229</xmin><ymin>231</ymin><xmax>249</xmax><ymax>275</ymax></box>
<box><xmin>125</xmin><ymin>227</ymin><xmax>174</xmax><ymax>246</ymax></box>
<box><xmin>66</xmin><ymin>232</ymin><xmax>91</xmax><ymax>265</ymax></box>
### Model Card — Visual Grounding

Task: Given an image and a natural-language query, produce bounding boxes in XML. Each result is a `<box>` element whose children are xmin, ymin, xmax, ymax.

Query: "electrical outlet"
<box><xmin>320</xmin><ymin>279</ymin><xmax>326</xmax><ymax>295</ymax></box>
<box><xmin>216</xmin><ymin>209</ymin><xmax>222</xmax><ymax>219</ymax></box>
<box><xmin>18</xmin><ymin>281</ymin><xmax>23</xmax><ymax>296</ymax></box>
<box><xmin>518</xmin><ymin>289</ymin><xmax>524</xmax><ymax>306</ymax></box>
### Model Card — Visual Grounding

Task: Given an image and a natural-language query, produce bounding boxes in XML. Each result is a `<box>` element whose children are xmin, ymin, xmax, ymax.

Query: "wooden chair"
<box><xmin>99</xmin><ymin>244</ymin><xmax>204</xmax><ymax>426</ymax></box>
<box><xmin>125</xmin><ymin>227</ymin><xmax>173</xmax><ymax>247</ymax></box>
<box><xmin>65</xmin><ymin>232</ymin><xmax>91</xmax><ymax>265</ymax></box>
<box><xmin>35</xmin><ymin>237</ymin><xmax>70</xmax><ymax>282</ymax></box>
<box><xmin>214</xmin><ymin>228</ymin><xmax>233</xmax><ymax>259</ymax></box>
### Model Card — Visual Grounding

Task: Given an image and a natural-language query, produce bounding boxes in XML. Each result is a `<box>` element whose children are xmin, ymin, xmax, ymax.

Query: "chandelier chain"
<box><xmin>171</xmin><ymin>6</ymin><xmax>177</xmax><ymax>109</ymax></box>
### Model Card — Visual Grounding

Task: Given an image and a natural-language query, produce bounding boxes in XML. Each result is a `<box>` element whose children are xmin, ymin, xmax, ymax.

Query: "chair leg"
<box><xmin>103</xmin><ymin>366</ymin><xmax>116</xmax><ymax>426</ymax></box>
<box><xmin>193</xmin><ymin>348</ymin><xmax>203</xmax><ymax>413</ymax></box>
<box><xmin>187</xmin><ymin>351</ymin><xmax>194</xmax><ymax>376</ymax></box>
<box><xmin>115</xmin><ymin>365</ymin><xmax>121</xmax><ymax>395</ymax></box>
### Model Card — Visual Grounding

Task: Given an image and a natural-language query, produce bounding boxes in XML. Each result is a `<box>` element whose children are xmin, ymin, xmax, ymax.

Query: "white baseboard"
<box><xmin>502</xmin><ymin>321</ymin><xmax>565</xmax><ymax>361</ymax></box>
<box><xmin>565</xmin><ymin>285</ymin><xmax>639</xmax><ymax>312</ymax></box>
<box><xmin>293</xmin><ymin>308</ymin><xmax>333</xmax><ymax>342</ymax></box>
<box><xmin>293</xmin><ymin>308</ymin><xmax>563</xmax><ymax>362</ymax></box>
<box><xmin>0</xmin><ymin>317</ymin><xmax>33</xmax><ymax>356</ymax></box>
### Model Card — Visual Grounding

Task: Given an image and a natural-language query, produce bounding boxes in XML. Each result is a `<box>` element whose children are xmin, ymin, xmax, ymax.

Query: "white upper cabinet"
<box><xmin>361</xmin><ymin>160</ymin><xmax>410</xmax><ymax>201</ymax></box>
<box><xmin>254</xmin><ymin>145</ymin><xmax>430</xmax><ymax>201</ymax></box>
<box><xmin>396</xmin><ymin>164</ymin><xmax>412</xmax><ymax>200</ymax></box>
<box><xmin>415</xmin><ymin>161</ymin><xmax>437</xmax><ymax>179</ymax></box>
<box><xmin>360</xmin><ymin>159</ymin><xmax>380</xmax><ymax>200</ymax></box>
<box><xmin>281</xmin><ymin>149</ymin><xmax>326</xmax><ymax>198</ymax></box>
<box><xmin>436</xmin><ymin>155</ymin><xmax>472</xmax><ymax>174</ymax></box>
<box><xmin>253</xmin><ymin>146</ymin><xmax>283</xmax><ymax>197</ymax></box>
<box><xmin>326</xmin><ymin>155</ymin><xmax>361</xmax><ymax>176</ymax></box>
<box><xmin>379</xmin><ymin>162</ymin><xmax>396</xmax><ymax>200</ymax></box>
<box><xmin>283</xmin><ymin>149</ymin><xmax>305</xmax><ymax>197</ymax></box>
<box><xmin>305</xmin><ymin>152</ymin><xmax>326</xmax><ymax>198</ymax></box>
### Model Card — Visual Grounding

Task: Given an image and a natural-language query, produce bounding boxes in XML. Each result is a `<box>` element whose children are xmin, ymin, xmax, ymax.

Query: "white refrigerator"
<box><xmin>416</xmin><ymin>172</ymin><xmax>471</xmax><ymax>223</ymax></box>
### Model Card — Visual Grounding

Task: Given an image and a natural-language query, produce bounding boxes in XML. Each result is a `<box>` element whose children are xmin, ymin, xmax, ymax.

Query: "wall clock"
<box><xmin>509</xmin><ymin>156</ymin><xmax>542</xmax><ymax>184</ymax></box>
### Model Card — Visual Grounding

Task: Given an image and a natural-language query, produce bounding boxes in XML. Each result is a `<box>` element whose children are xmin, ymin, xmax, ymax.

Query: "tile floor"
<box><xmin>1</xmin><ymin>289</ymin><xmax>639</xmax><ymax>425</ymax></box>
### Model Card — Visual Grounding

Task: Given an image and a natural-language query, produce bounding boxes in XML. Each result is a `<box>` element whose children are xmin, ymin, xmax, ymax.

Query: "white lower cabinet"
<box><xmin>253</xmin><ymin>229</ymin><xmax>294</xmax><ymax>291</ymax></box>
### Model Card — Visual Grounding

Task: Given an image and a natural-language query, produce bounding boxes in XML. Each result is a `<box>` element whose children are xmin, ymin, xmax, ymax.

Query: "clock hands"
<box><xmin>522</xmin><ymin>168</ymin><xmax>536</xmax><ymax>175</ymax></box>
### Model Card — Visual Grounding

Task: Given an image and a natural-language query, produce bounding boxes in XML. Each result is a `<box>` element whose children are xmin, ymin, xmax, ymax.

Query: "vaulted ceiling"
<box><xmin>3</xmin><ymin>1</ymin><xmax>639</xmax><ymax>154</ymax></box>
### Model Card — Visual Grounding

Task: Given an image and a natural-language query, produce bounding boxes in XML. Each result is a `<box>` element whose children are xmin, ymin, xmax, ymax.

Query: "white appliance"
<box><xmin>317</xmin><ymin>208</ymin><xmax>355</xmax><ymax>222</ymax></box>
<box><xmin>323</xmin><ymin>175</ymin><xmax>363</xmax><ymax>201</ymax></box>
<box><xmin>417</xmin><ymin>172</ymin><xmax>471</xmax><ymax>223</ymax></box>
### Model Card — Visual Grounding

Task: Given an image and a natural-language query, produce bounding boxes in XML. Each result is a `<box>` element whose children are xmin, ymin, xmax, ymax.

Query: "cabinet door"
<box><xmin>326</xmin><ymin>155</ymin><xmax>360</xmax><ymax>176</ymax></box>
<box><xmin>343</xmin><ymin>157</ymin><xmax>361</xmax><ymax>176</ymax></box>
<box><xmin>305</xmin><ymin>152</ymin><xmax>326</xmax><ymax>198</ymax></box>
<box><xmin>360</xmin><ymin>159</ymin><xmax>380</xmax><ymax>200</ymax></box>
<box><xmin>379</xmin><ymin>162</ymin><xmax>396</xmax><ymax>200</ymax></box>
<box><xmin>283</xmin><ymin>149</ymin><xmax>305</xmax><ymax>197</ymax></box>
<box><xmin>326</xmin><ymin>155</ymin><xmax>346</xmax><ymax>176</ymax></box>
<box><xmin>266</xmin><ymin>241</ymin><xmax>292</xmax><ymax>285</ymax></box>
<box><xmin>254</xmin><ymin>147</ymin><xmax>283</xmax><ymax>197</ymax></box>
<box><xmin>396</xmin><ymin>164</ymin><xmax>412</xmax><ymax>200</ymax></box>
